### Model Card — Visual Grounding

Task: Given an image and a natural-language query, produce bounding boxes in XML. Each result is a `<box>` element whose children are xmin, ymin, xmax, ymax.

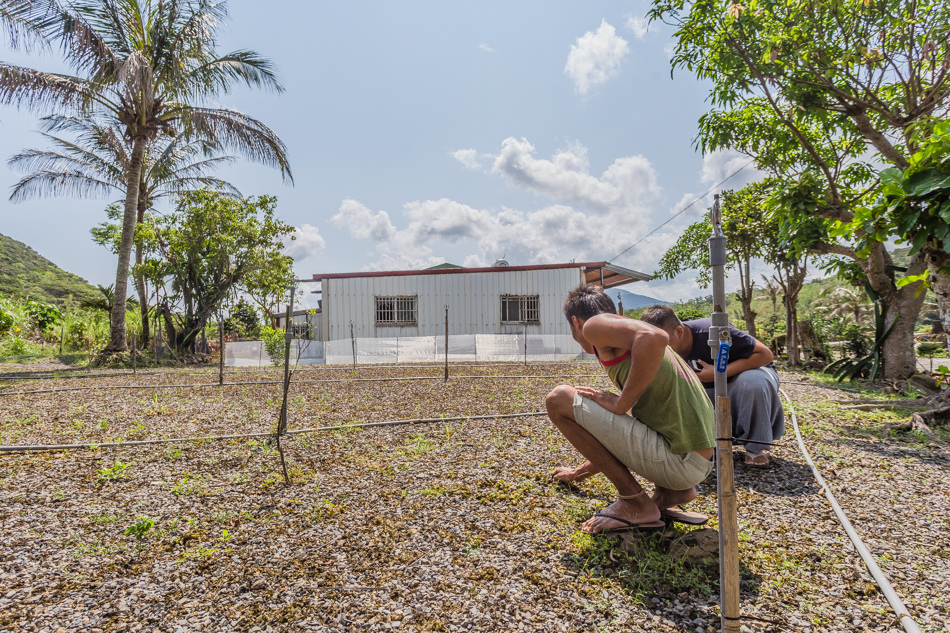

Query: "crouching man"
<box><xmin>640</xmin><ymin>306</ymin><xmax>784</xmax><ymax>467</ymax></box>
<box><xmin>547</xmin><ymin>285</ymin><xmax>715</xmax><ymax>534</ymax></box>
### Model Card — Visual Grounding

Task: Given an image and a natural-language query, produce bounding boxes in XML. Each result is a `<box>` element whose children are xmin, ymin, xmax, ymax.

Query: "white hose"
<box><xmin>781</xmin><ymin>388</ymin><xmax>922</xmax><ymax>633</ymax></box>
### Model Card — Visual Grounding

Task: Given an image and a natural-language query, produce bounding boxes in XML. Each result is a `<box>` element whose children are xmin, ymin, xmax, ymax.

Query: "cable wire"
<box><xmin>610</xmin><ymin>159</ymin><xmax>755</xmax><ymax>264</ymax></box>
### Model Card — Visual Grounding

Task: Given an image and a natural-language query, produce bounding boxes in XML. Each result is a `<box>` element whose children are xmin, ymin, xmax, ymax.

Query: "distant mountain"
<box><xmin>0</xmin><ymin>232</ymin><xmax>97</xmax><ymax>304</ymax></box>
<box><xmin>611</xmin><ymin>288</ymin><xmax>671</xmax><ymax>310</ymax></box>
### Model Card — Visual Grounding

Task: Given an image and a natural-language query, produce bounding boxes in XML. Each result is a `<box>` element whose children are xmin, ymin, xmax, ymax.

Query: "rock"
<box><xmin>250</xmin><ymin>578</ymin><xmax>266</xmax><ymax>591</ymax></box>
<box><xmin>668</xmin><ymin>529</ymin><xmax>719</xmax><ymax>562</ymax></box>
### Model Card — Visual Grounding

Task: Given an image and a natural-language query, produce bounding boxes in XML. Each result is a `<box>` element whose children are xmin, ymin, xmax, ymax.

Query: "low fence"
<box><xmin>225</xmin><ymin>334</ymin><xmax>593</xmax><ymax>367</ymax></box>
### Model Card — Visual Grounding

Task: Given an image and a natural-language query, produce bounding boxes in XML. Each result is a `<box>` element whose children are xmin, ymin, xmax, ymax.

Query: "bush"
<box><xmin>260</xmin><ymin>325</ymin><xmax>285</xmax><ymax>367</ymax></box>
<box><xmin>223</xmin><ymin>300</ymin><xmax>260</xmax><ymax>338</ymax></box>
<box><xmin>676</xmin><ymin>308</ymin><xmax>707</xmax><ymax>321</ymax></box>
<box><xmin>842</xmin><ymin>323</ymin><xmax>869</xmax><ymax>358</ymax></box>
<box><xmin>25</xmin><ymin>301</ymin><xmax>62</xmax><ymax>333</ymax></box>
<box><xmin>0</xmin><ymin>307</ymin><xmax>13</xmax><ymax>335</ymax></box>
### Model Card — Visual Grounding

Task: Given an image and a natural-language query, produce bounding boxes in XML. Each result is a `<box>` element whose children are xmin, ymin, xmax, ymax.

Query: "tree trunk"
<box><xmin>784</xmin><ymin>263</ymin><xmax>806</xmax><ymax>366</ymax></box>
<box><xmin>738</xmin><ymin>257</ymin><xmax>757</xmax><ymax>336</ymax></box>
<box><xmin>105</xmin><ymin>135</ymin><xmax>147</xmax><ymax>352</ymax></box>
<box><xmin>134</xmin><ymin>203</ymin><xmax>150</xmax><ymax>347</ymax></box>
<box><xmin>925</xmin><ymin>251</ymin><xmax>950</xmax><ymax>350</ymax></box>
<box><xmin>867</xmin><ymin>245</ymin><xmax>926</xmax><ymax>379</ymax></box>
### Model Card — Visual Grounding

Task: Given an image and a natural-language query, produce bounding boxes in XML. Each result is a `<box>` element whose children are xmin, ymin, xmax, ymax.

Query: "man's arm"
<box><xmin>694</xmin><ymin>336</ymin><xmax>773</xmax><ymax>383</ymax></box>
<box><xmin>578</xmin><ymin>315</ymin><xmax>669</xmax><ymax>415</ymax></box>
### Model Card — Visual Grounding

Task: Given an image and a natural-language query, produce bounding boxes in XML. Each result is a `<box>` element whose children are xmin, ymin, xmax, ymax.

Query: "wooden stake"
<box><xmin>716</xmin><ymin>396</ymin><xmax>740</xmax><ymax>632</ymax></box>
<box><xmin>132</xmin><ymin>331</ymin><xmax>136</xmax><ymax>375</ymax></box>
<box><xmin>218</xmin><ymin>313</ymin><xmax>225</xmax><ymax>386</ymax></box>
<box><xmin>444</xmin><ymin>306</ymin><xmax>449</xmax><ymax>382</ymax></box>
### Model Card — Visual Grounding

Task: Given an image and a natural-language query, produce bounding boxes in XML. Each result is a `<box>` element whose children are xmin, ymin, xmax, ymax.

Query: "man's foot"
<box><xmin>744</xmin><ymin>451</ymin><xmax>769</xmax><ymax>467</ymax></box>
<box><xmin>651</xmin><ymin>486</ymin><xmax>697</xmax><ymax>511</ymax></box>
<box><xmin>581</xmin><ymin>496</ymin><xmax>662</xmax><ymax>533</ymax></box>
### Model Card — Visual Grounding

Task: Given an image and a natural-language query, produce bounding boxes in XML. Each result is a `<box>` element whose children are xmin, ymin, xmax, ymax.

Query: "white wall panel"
<box><xmin>324</xmin><ymin>267</ymin><xmax>596</xmax><ymax>340</ymax></box>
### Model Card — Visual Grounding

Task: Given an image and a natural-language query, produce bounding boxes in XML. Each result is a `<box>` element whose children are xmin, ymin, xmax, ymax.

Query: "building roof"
<box><xmin>312</xmin><ymin>261</ymin><xmax>650</xmax><ymax>289</ymax></box>
<box><xmin>425</xmin><ymin>262</ymin><xmax>463</xmax><ymax>270</ymax></box>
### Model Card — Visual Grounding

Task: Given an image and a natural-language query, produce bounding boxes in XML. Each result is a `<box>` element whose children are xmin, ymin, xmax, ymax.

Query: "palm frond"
<box><xmin>182</xmin><ymin>106</ymin><xmax>293</xmax><ymax>183</ymax></box>
<box><xmin>187</xmin><ymin>50</ymin><xmax>284</xmax><ymax>96</ymax></box>
<box><xmin>9</xmin><ymin>168</ymin><xmax>118</xmax><ymax>202</ymax></box>
<box><xmin>0</xmin><ymin>63</ymin><xmax>86</xmax><ymax>112</ymax></box>
<box><xmin>0</xmin><ymin>0</ymin><xmax>56</xmax><ymax>51</ymax></box>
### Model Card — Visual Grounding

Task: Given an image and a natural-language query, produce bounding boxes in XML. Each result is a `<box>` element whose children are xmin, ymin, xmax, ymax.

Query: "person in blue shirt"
<box><xmin>640</xmin><ymin>305</ymin><xmax>784</xmax><ymax>467</ymax></box>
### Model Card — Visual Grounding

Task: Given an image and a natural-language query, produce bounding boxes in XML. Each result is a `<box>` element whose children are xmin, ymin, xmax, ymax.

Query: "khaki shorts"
<box><xmin>573</xmin><ymin>393</ymin><xmax>713</xmax><ymax>490</ymax></box>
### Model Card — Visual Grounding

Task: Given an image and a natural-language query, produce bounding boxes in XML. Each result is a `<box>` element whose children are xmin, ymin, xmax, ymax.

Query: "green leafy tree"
<box><xmin>654</xmin><ymin>183</ymin><xmax>773</xmax><ymax>336</ymax></box>
<box><xmin>239</xmin><ymin>249</ymin><xmax>293</xmax><ymax>325</ymax></box>
<box><xmin>1</xmin><ymin>0</ymin><xmax>292</xmax><ymax>354</ymax></box>
<box><xmin>10</xmin><ymin>114</ymin><xmax>240</xmax><ymax>346</ymax></box>
<box><xmin>135</xmin><ymin>190</ymin><xmax>294</xmax><ymax>353</ymax></box>
<box><xmin>649</xmin><ymin>0</ymin><xmax>948</xmax><ymax>377</ymax></box>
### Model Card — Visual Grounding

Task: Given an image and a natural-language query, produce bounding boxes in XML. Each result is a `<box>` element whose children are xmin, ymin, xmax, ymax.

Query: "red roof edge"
<box><xmin>311</xmin><ymin>262</ymin><xmax>607</xmax><ymax>281</ymax></box>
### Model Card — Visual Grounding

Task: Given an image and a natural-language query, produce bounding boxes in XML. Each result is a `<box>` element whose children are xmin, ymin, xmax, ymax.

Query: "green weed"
<box><xmin>96</xmin><ymin>461</ymin><xmax>131</xmax><ymax>485</ymax></box>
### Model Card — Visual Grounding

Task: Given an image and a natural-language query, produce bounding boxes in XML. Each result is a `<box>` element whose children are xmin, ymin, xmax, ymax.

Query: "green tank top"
<box><xmin>595</xmin><ymin>345</ymin><xmax>715</xmax><ymax>454</ymax></box>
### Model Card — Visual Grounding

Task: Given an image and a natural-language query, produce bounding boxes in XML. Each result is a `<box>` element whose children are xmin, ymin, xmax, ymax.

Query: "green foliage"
<box><xmin>675</xmin><ymin>308</ymin><xmax>706</xmax><ymax>321</ymax></box>
<box><xmin>260</xmin><ymin>324</ymin><xmax>285</xmax><ymax>367</ymax></box>
<box><xmin>124</xmin><ymin>516</ymin><xmax>155</xmax><ymax>540</ymax></box>
<box><xmin>0</xmin><ymin>232</ymin><xmax>97</xmax><ymax>304</ymax></box>
<box><xmin>129</xmin><ymin>190</ymin><xmax>295</xmax><ymax>353</ymax></box>
<box><xmin>825</xmin><ymin>302</ymin><xmax>896</xmax><ymax>381</ymax></box>
<box><xmin>917</xmin><ymin>341</ymin><xmax>946</xmax><ymax>358</ymax></box>
<box><xmin>0</xmin><ymin>307</ymin><xmax>13</xmax><ymax>335</ymax></box>
<box><xmin>223</xmin><ymin>299</ymin><xmax>260</xmax><ymax>338</ymax></box>
<box><xmin>96</xmin><ymin>461</ymin><xmax>131</xmax><ymax>485</ymax></box>
<box><xmin>25</xmin><ymin>300</ymin><xmax>61</xmax><ymax>332</ymax></box>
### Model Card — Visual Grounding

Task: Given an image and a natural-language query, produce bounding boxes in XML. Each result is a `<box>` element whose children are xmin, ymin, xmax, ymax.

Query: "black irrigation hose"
<box><xmin>0</xmin><ymin>411</ymin><xmax>548</xmax><ymax>453</ymax></box>
<box><xmin>0</xmin><ymin>360</ymin><xmax>598</xmax><ymax>382</ymax></box>
<box><xmin>0</xmin><ymin>374</ymin><xmax>605</xmax><ymax>397</ymax></box>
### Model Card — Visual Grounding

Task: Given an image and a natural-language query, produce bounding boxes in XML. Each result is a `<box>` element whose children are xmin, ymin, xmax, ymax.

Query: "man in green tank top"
<box><xmin>546</xmin><ymin>285</ymin><xmax>715</xmax><ymax>533</ymax></box>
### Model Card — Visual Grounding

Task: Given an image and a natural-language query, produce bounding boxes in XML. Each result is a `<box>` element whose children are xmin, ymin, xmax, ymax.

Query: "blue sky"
<box><xmin>0</xmin><ymin>1</ymin><xmax>765</xmax><ymax>305</ymax></box>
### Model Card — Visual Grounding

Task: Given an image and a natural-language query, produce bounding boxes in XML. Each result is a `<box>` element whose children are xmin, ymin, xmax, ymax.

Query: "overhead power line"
<box><xmin>610</xmin><ymin>158</ymin><xmax>756</xmax><ymax>264</ymax></box>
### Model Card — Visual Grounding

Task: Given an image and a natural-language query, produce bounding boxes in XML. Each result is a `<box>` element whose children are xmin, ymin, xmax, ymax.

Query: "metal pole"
<box><xmin>59</xmin><ymin>318</ymin><xmax>65</xmax><ymax>356</ymax></box>
<box><xmin>132</xmin><ymin>331</ymin><xmax>136</xmax><ymax>376</ymax></box>
<box><xmin>218</xmin><ymin>312</ymin><xmax>224</xmax><ymax>386</ymax></box>
<box><xmin>523</xmin><ymin>322</ymin><xmax>527</xmax><ymax>366</ymax></box>
<box><xmin>710</xmin><ymin>193</ymin><xmax>740</xmax><ymax>632</ymax></box>
<box><xmin>155</xmin><ymin>316</ymin><xmax>162</xmax><ymax>364</ymax></box>
<box><xmin>444</xmin><ymin>305</ymin><xmax>449</xmax><ymax>382</ymax></box>
<box><xmin>350</xmin><ymin>321</ymin><xmax>357</xmax><ymax>368</ymax></box>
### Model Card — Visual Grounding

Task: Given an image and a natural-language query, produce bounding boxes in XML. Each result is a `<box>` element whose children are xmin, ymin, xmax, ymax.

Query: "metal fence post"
<box><xmin>132</xmin><ymin>331</ymin><xmax>136</xmax><ymax>375</ymax></box>
<box><xmin>710</xmin><ymin>193</ymin><xmax>740</xmax><ymax>632</ymax></box>
<box><xmin>350</xmin><ymin>321</ymin><xmax>357</xmax><ymax>369</ymax></box>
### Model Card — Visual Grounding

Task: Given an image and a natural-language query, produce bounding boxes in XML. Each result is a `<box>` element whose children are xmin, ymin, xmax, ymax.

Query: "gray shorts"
<box><xmin>573</xmin><ymin>393</ymin><xmax>713</xmax><ymax>490</ymax></box>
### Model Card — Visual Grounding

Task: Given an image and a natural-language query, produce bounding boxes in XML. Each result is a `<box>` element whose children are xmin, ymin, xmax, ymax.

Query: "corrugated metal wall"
<box><xmin>322</xmin><ymin>267</ymin><xmax>586</xmax><ymax>340</ymax></box>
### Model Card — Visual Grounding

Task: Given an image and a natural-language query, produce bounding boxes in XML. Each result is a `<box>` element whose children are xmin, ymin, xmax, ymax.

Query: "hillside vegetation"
<box><xmin>0</xmin><ymin>232</ymin><xmax>96</xmax><ymax>304</ymax></box>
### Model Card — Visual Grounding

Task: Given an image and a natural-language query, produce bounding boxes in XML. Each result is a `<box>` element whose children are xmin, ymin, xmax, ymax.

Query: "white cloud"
<box><xmin>700</xmin><ymin>149</ymin><xmax>760</xmax><ymax>193</ymax></box>
<box><xmin>478</xmin><ymin>42</ymin><xmax>494</xmax><ymax>53</ymax></box>
<box><xmin>490</xmin><ymin>136</ymin><xmax>659</xmax><ymax>214</ymax></box>
<box><xmin>625</xmin><ymin>15</ymin><xmax>650</xmax><ymax>39</ymax></box>
<box><xmin>565</xmin><ymin>19</ymin><xmax>629</xmax><ymax>95</ymax></box>
<box><xmin>663</xmin><ymin>41</ymin><xmax>676</xmax><ymax>60</ymax></box>
<box><xmin>451</xmin><ymin>148</ymin><xmax>484</xmax><ymax>171</ymax></box>
<box><xmin>330</xmin><ymin>199</ymin><xmax>396</xmax><ymax>242</ymax></box>
<box><xmin>283</xmin><ymin>224</ymin><xmax>325</xmax><ymax>261</ymax></box>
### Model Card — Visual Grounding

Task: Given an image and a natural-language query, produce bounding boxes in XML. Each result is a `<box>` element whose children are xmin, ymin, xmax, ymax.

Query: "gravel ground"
<box><xmin>0</xmin><ymin>363</ymin><xmax>947</xmax><ymax>632</ymax></box>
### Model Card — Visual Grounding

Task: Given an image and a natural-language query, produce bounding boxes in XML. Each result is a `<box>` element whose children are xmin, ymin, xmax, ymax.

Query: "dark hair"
<box><xmin>639</xmin><ymin>304</ymin><xmax>682</xmax><ymax>332</ymax></box>
<box><xmin>563</xmin><ymin>285</ymin><xmax>616</xmax><ymax>322</ymax></box>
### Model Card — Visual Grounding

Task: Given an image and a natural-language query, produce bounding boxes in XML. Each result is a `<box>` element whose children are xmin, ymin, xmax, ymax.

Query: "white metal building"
<box><xmin>303</xmin><ymin>261</ymin><xmax>650</xmax><ymax>342</ymax></box>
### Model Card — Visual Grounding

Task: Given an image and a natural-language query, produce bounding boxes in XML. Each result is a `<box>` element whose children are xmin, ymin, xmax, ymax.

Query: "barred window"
<box><xmin>375</xmin><ymin>296</ymin><xmax>418</xmax><ymax>325</ymax></box>
<box><xmin>501</xmin><ymin>295</ymin><xmax>540</xmax><ymax>324</ymax></box>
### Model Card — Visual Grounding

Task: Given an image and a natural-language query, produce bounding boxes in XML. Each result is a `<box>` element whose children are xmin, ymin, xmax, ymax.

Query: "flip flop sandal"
<box><xmin>660</xmin><ymin>507</ymin><xmax>709</xmax><ymax>525</ymax></box>
<box><xmin>592</xmin><ymin>511</ymin><xmax>666</xmax><ymax>534</ymax></box>
<box><xmin>743</xmin><ymin>451</ymin><xmax>770</xmax><ymax>468</ymax></box>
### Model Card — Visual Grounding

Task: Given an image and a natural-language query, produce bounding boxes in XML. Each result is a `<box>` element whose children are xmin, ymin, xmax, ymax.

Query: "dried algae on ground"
<box><xmin>0</xmin><ymin>363</ymin><xmax>947</xmax><ymax>632</ymax></box>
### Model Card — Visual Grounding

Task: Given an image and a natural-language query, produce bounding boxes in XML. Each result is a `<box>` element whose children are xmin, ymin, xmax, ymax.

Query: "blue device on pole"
<box><xmin>716</xmin><ymin>342</ymin><xmax>730</xmax><ymax>373</ymax></box>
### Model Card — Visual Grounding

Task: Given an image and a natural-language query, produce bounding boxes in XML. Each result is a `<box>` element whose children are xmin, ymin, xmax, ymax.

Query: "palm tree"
<box><xmin>0</xmin><ymin>0</ymin><xmax>292</xmax><ymax>353</ymax></box>
<box><xmin>8</xmin><ymin>113</ymin><xmax>241</xmax><ymax>344</ymax></box>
